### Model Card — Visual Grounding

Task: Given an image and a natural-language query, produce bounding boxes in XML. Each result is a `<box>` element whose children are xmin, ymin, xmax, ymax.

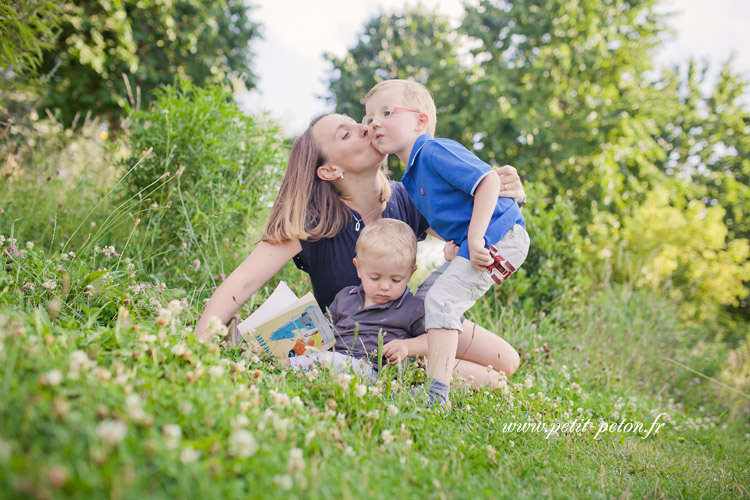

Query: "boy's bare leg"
<box><xmin>457</xmin><ymin>320</ymin><xmax>520</xmax><ymax>377</ymax></box>
<box><xmin>427</xmin><ymin>327</ymin><xmax>459</xmax><ymax>385</ymax></box>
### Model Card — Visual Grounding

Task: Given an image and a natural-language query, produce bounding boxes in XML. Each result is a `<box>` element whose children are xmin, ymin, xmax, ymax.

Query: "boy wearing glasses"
<box><xmin>363</xmin><ymin>79</ymin><xmax>529</xmax><ymax>406</ymax></box>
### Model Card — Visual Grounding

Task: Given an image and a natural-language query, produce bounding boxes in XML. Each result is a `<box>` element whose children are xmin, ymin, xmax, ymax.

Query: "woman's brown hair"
<box><xmin>262</xmin><ymin>115</ymin><xmax>392</xmax><ymax>243</ymax></box>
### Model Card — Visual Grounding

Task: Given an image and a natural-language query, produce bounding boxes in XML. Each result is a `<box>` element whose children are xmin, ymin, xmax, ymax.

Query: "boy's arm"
<box><xmin>467</xmin><ymin>173</ymin><xmax>501</xmax><ymax>270</ymax></box>
<box><xmin>382</xmin><ymin>304</ymin><xmax>428</xmax><ymax>363</ymax></box>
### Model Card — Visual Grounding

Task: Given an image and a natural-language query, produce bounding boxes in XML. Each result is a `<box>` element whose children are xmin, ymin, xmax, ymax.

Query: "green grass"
<box><xmin>0</xmin><ymin>237</ymin><xmax>748</xmax><ymax>499</ymax></box>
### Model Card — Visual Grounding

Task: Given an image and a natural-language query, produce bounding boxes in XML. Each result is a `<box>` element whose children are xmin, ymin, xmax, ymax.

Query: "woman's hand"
<box><xmin>494</xmin><ymin>165</ymin><xmax>526</xmax><ymax>205</ymax></box>
<box><xmin>443</xmin><ymin>240</ymin><xmax>459</xmax><ymax>262</ymax></box>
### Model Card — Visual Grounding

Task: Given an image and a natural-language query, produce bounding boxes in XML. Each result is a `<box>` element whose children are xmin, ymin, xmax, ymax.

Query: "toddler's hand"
<box><xmin>382</xmin><ymin>339</ymin><xmax>409</xmax><ymax>365</ymax></box>
<box><xmin>468</xmin><ymin>237</ymin><xmax>493</xmax><ymax>271</ymax></box>
<box><xmin>443</xmin><ymin>240</ymin><xmax>459</xmax><ymax>262</ymax></box>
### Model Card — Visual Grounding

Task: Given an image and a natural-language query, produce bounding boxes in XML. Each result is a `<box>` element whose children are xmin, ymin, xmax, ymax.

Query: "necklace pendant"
<box><xmin>355</xmin><ymin>221</ymin><xmax>361</xmax><ymax>232</ymax></box>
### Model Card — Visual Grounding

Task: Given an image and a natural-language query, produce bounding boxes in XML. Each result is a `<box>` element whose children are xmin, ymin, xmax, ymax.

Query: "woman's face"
<box><xmin>312</xmin><ymin>114</ymin><xmax>386</xmax><ymax>174</ymax></box>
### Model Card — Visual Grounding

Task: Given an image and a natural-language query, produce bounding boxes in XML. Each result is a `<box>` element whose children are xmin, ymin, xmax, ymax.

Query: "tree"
<box><xmin>37</xmin><ymin>0</ymin><xmax>261</xmax><ymax>126</ymax></box>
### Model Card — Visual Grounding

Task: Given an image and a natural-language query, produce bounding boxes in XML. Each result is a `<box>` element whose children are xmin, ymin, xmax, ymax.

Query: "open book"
<box><xmin>237</xmin><ymin>282</ymin><xmax>336</xmax><ymax>358</ymax></box>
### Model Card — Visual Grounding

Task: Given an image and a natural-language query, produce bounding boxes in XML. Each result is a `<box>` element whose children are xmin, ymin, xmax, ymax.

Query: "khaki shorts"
<box><xmin>423</xmin><ymin>224</ymin><xmax>529</xmax><ymax>331</ymax></box>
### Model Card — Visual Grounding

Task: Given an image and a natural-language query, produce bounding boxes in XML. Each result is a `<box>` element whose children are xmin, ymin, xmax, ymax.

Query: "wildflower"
<box><xmin>228</xmin><ymin>429</ymin><xmax>258</xmax><ymax>458</ymax></box>
<box><xmin>125</xmin><ymin>394</ymin><xmax>146</xmax><ymax>421</ymax></box>
<box><xmin>45</xmin><ymin>465</ymin><xmax>68</xmax><ymax>487</ymax></box>
<box><xmin>95</xmin><ymin>420</ymin><xmax>128</xmax><ymax>445</ymax></box>
<box><xmin>333</xmin><ymin>372</ymin><xmax>353</xmax><ymax>389</ymax></box>
<box><xmin>233</xmin><ymin>415</ymin><xmax>250</xmax><ymax>427</ymax></box>
<box><xmin>354</xmin><ymin>383</ymin><xmax>367</xmax><ymax>398</ymax></box>
<box><xmin>273</xmin><ymin>474</ymin><xmax>293</xmax><ymax>490</ymax></box>
<box><xmin>171</xmin><ymin>343</ymin><xmax>187</xmax><ymax>356</ymax></box>
<box><xmin>162</xmin><ymin>424</ymin><xmax>182</xmax><ymax>450</ymax></box>
<box><xmin>288</xmin><ymin>448</ymin><xmax>305</xmax><ymax>473</ymax></box>
<box><xmin>85</xmin><ymin>284</ymin><xmax>94</xmax><ymax>297</ymax></box>
<box><xmin>206</xmin><ymin>316</ymin><xmax>227</xmax><ymax>338</ymax></box>
<box><xmin>381</xmin><ymin>430</ymin><xmax>395</xmax><ymax>444</ymax></box>
<box><xmin>155</xmin><ymin>308</ymin><xmax>172</xmax><ymax>326</ymax></box>
<box><xmin>168</xmin><ymin>299</ymin><xmax>183</xmax><ymax>316</ymax></box>
<box><xmin>40</xmin><ymin>369</ymin><xmax>63</xmax><ymax>386</ymax></box>
<box><xmin>209</xmin><ymin>365</ymin><xmax>225</xmax><ymax>378</ymax></box>
<box><xmin>269</xmin><ymin>389</ymin><xmax>291</xmax><ymax>407</ymax></box>
<box><xmin>387</xmin><ymin>404</ymin><xmax>399</xmax><ymax>416</ymax></box>
<box><xmin>41</xmin><ymin>280</ymin><xmax>57</xmax><ymax>291</ymax></box>
<box><xmin>26</xmin><ymin>241</ymin><xmax>34</xmax><ymax>249</ymax></box>
<box><xmin>192</xmin><ymin>259</ymin><xmax>201</xmax><ymax>270</ymax></box>
<box><xmin>180</xmin><ymin>447</ymin><xmax>200</xmax><ymax>464</ymax></box>
<box><xmin>69</xmin><ymin>350</ymin><xmax>96</xmax><ymax>373</ymax></box>
<box><xmin>368</xmin><ymin>386</ymin><xmax>382</xmax><ymax>397</ymax></box>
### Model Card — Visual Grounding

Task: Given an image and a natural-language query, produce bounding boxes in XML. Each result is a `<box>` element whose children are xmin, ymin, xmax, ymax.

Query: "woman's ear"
<box><xmin>317</xmin><ymin>164</ymin><xmax>343</xmax><ymax>182</ymax></box>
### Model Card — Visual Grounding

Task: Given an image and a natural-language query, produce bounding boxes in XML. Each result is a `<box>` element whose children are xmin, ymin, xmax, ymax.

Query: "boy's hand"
<box><xmin>468</xmin><ymin>236</ymin><xmax>493</xmax><ymax>271</ymax></box>
<box><xmin>382</xmin><ymin>339</ymin><xmax>410</xmax><ymax>365</ymax></box>
<box><xmin>443</xmin><ymin>240</ymin><xmax>459</xmax><ymax>262</ymax></box>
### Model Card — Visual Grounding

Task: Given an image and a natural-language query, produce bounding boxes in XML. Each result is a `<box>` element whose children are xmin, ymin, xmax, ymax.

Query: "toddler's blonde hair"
<box><xmin>365</xmin><ymin>79</ymin><xmax>437</xmax><ymax>137</ymax></box>
<box><xmin>355</xmin><ymin>218</ymin><xmax>417</xmax><ymax>268</ymax></box>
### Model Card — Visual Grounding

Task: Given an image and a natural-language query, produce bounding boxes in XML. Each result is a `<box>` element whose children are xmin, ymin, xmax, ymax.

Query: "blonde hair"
<box><xmin>262</xmin><ymin>115</ymin><xmax>392</xmax><ymax>243</ymax></box>
<box><xmin>365</xmin><ymin>79</ymin><xmax>437</xmax><ymax>137</ymax></box>
<box><xmin>355</xmin><ymin>219</ymin><xmax>417</xmax><ymax>268</ymax></box>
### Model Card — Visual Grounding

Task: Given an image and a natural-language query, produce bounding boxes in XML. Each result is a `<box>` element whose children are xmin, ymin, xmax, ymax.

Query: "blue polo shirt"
<box><xmin>294</xmin><ymin>181</ymin><xmax>429</xmax><ymax>311</ymax></box>
<box><xmin>328</xmin><ymin>284</ymin><xmax>425</xmax><ymax>367</ymax></box>
<box><xmin>401</xmin><ymin>134</ymin><xmax>525</xmax><ymax>260</ymax></box>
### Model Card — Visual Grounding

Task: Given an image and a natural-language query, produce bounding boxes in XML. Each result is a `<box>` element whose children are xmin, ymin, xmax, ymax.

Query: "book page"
<box><xmin>237</xmin><ymin>281</ymin><xmax>298</xmax><ymax>334</ymax></box>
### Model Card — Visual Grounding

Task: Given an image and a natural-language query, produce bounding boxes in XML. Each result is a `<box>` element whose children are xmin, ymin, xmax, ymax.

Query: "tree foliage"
<box><xmin>0</xmin><ymin>0</ymin><xmax>62</xmax><ymax>93</ymax></box>
<box><xmin>325</xmin><ymin>0</ymin><xmax>750</xmax><ymax>331</ymax></box>
<box><xmin>36</xmin><ymin>0</ymin><xmax>260</xmax><ymax>126</ymax></box>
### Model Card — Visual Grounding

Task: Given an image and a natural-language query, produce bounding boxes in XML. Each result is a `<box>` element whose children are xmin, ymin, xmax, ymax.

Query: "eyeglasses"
<box><xmin>362</xmin><ymin>105</ymin><xmax>421</xmax><ymax>127</ymax></box>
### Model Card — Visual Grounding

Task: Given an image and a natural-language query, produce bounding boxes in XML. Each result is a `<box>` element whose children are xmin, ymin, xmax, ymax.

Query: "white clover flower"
<box><xmin>95</xmin><ymin>420</ymin><xmax>127</xmax><ymax>445</ymax></box>
<box><xmin>26</xmin><ymin>241</ymin><xmax>34</xmax><ymax>249</ymax></box>
<box><xmin>333</xmin><ymin>372</ymin><xmax>353</xmax><ymax>389</ymax></box>
<box><xmin>229</xmin><ymin>429</ymin><xmax>258</xmax><ymax>458</ymax></box>
<box><xmin>273</xmin><ymin>474</ymin><xmax>293</xmax><ymax>490</ymax></box>
<box><xmin>168</xmin><ymin>299</ymin><xmax>182</xmax><ymax>315</ymax></box>
<box><xmin>381</xmin><ymin>430</ymin><xmax>395</xmax><ymax>444</ymax></box>
<box><xmin>155</xmin><ymin>308</ymin><xmax>172</xmax><ymax>326</ymax></box>
<box><xmin>206</xmin><ymin>316</ymin><xmax>227</xmax><ymax>338</ymax></box>
<box><xmin>0</xmin><ymin>235</ymin><xmax>5</xmax><ymax>244</ymax></box>
<box><xmin>304</xmin><ymin>430</ymin><xmax>316</xmax><ymax>446</ymax></box>
<box><xmin>354</xmin><ymin>384</ymin><xmax>367</xmax><ymax>398</ymax></box>
<box><xmin>208</xmin><ymin>365</ymin><xmax>225</xmax><ymax>378</ymax></box>
<box><xmin>180</xmin><ymin>447</ymin><xmax>200</xmax><ymax>464</ymax></box>
<box><xmin>288</xmin><ymin>448</ymin><xmax>305</xmax><ymax>473</ymax></box>
<box><xmin>162</xmin><ymin>424</ymin><xmax>182</xmax><ymax>450</ymax></box>
<box><xmin>387</xmin><ymin>404</ymin><xmax>399</xmax><ymax>416</ymax></box>
<box><xmin>171</xmin><ymin>343</ymin><xmax>187</xmax><ymax>356</ymax></box>
<box><xmin>368</xmin><ymin>386</ymin><xmax>382</xmax><ymax>397</ymax></box>
<box><xmin>291</xmin><ymin>396</ymin><xmax>303</xmax><ymax>408</ymax></box>
<box><xmin>274</xmin><ymin>418</ymin><xmax>292</xmax><ymax>433</ymax></box>
<box><xmin>41</xmin><ymin>280</ymin><xmax>57</xmax><ymax>291</ymax></box>
<box><xmin>233</xmin><ymin>415</ymin><xmax>251</xmax><ymax>429</ymax></box>
<box><xmin>69</xmin><ymin>350</ymin><xmax>96</xmax><ymax>372</ymax></box>
<box><xmin>41</xmin><ymin>369</ymin><xmax>63</xmax><ymax>386</ymax></box>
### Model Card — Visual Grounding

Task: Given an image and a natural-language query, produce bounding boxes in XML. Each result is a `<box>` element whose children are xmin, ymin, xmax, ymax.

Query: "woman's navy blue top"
<box><xmin>294</xmin><ymin>181</ymin><xmax>429</xmax><ymax>311</ymax></box>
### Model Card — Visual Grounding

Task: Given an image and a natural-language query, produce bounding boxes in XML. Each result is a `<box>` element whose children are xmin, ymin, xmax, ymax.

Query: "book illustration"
<box><xmin>238</xmin><ymin>282</ymin><xmax>335</xmax><ymax>358</ymax></box>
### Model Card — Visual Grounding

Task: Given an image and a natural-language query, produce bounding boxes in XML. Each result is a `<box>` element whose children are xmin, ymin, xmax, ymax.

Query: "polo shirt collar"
<box><xmin>348</xmin><ymin>284</ymin><xmax>411</xmax><ymax>310</ymax></box>
<box><xmin>408</xmin><ymin>134</ymin><xmax>431</xmax><ymax>169</ymax></box>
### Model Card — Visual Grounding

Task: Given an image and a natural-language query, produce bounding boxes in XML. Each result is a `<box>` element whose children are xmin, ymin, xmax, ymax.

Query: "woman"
<box><xmin>195</xmin><ymin>114</ymin><xmax>525</xmax><ymax>388</ymax></box>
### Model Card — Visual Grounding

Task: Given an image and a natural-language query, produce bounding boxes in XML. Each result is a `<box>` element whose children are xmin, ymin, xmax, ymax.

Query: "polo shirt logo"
<box><xmin>420</xmin><ymin>188</ymin><xmax>424</xmax><ymax>195</ymax></box>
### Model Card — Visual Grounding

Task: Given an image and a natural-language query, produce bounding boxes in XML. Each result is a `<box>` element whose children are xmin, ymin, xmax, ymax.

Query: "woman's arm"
<box><xmin>194</xmin><ymin>239</ymin><xmax>303</xmax><ymax>342</ymax></box>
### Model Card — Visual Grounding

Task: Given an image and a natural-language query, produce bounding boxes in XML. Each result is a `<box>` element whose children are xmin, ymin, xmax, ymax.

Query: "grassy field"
<box><xmin>0</xmin><ymin>236</ymin><xmax>748</xmax><ymax>499</ymax></box>
<box><xmin>1</xmin><ymin>118</ymin><xmax>748</xmax><ymax>499</ymax></box>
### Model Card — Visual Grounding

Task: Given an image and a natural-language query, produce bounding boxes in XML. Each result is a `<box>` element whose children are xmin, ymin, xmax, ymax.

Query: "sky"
<box><xmin>239</xmin><ymin>0</ymin><xmax>750</xmax><ymax>136</ymax></box>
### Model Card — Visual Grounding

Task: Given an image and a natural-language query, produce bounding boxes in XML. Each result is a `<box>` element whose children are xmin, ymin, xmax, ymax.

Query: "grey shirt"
<box><xmin>327</xmin><ymin>285</ymin><xmax>426</xmax><ymax>367</ymax></box>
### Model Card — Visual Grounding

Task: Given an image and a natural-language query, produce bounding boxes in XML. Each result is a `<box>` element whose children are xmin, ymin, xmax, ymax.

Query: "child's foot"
<box><xmin>487</xmin><ymin>244</ymin><xmax>516</xmax><ymax>285</ymax></box>
<box><xmin>409</xmin><ymin>379</ymin><xmax>450</xmax><ymax>407</ymax></box>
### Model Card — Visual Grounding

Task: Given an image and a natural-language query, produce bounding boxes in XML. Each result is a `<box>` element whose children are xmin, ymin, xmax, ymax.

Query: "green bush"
<box><xmin>120</xmin><ymin>80</ymin><xmax>286</xmax><ymax>283</ymax></box>
<box><xmin>483</xmin><ymin>181</ymin><xmax>590</xmax><ymax>315</ymax></box>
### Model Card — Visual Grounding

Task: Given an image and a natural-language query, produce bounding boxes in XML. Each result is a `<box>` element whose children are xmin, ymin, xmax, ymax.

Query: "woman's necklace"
<box><xmin>352</xmin><ymin>203</ymin><xmax>382</xmax><ymax>232</ymax></box>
